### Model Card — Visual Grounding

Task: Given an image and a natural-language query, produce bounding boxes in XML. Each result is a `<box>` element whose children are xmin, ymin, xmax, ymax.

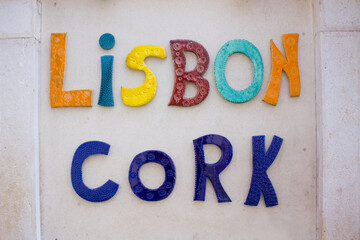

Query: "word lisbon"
<box><xmin>50</xmin><ymin>33</ymin><xmax>301</xmax><ymax>107</ymax></box>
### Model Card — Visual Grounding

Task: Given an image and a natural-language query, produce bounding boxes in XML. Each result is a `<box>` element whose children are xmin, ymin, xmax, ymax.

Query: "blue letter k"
<box><xmin>245</xmin><ymin>135</ymin><xmax>283</xmax><ymax>207</ymax></box>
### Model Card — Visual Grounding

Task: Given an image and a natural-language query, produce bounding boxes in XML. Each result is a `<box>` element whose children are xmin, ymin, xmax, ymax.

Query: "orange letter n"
<box><xmin>263</xmin><ymin>33</ymin><xmax>300</xmax><ymax>106</ymax></box>
<box><xmin>50</xmin><ymin>33</ymin><xmax>92</xmax><ymax>107</ymax></box>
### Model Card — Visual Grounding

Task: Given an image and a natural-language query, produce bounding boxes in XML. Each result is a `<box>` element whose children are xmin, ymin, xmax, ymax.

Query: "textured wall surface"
<box><xmin>0</xmin><ymin>0</ymin><xmax>359</xmax><ymax>240</ymax></box>
<box><xmin>39</xmin><ymin>1</ymin><xmax>316</xmax><ymax>239</ymax></box>
<box><xmin>0</xmin><ymin>1</ymin><xmax>41</xmax><ymax>240</ymax></box>
<box><xmin>315</xmin><ymin>0</ymin><xmax>360</xmax><ymax>239</ymax></box>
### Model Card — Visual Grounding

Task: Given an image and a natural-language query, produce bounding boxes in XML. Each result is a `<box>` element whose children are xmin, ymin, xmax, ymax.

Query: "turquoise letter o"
<box><xmin>214</xmin><ymin>39</ymin><xmax>263</xmax><ymax>103</ymax></box>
